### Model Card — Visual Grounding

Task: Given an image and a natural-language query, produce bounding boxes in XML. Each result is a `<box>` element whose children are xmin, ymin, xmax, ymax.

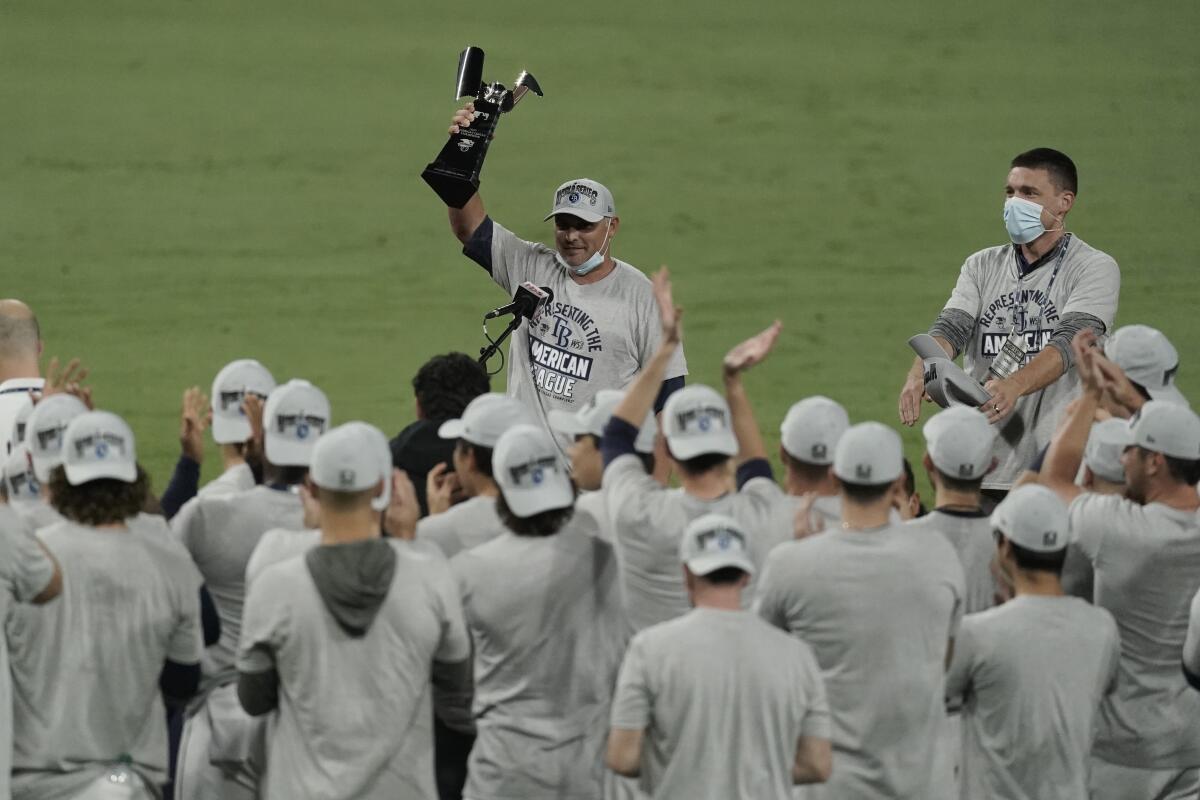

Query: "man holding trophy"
<box><xmin>422</xmin><ymin>47</ymin><xmax>687</xmax><ymax>431</ymax></box>
<box><xmin>897</xmin><ymin>148</ymin><xmax>1120</xmax><ymax>500</ymax></box>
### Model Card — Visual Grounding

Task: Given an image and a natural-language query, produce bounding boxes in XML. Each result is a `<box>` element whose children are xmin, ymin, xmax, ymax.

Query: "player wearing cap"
<box><xmin>0</xmin><ymin>300</ymin><xmax>44</xmax><ymax>456</ymax></box>
<box><xmin>173</xmin><ymin>378</ymin><xmax>330</xmax><ymax>800</ymax></box>
<box><xmin>18</xmin><ymin>393</ymin><xmax>90</xmax><ymax>530</ymax></box>
<box><xmin>416</xmin><ymin>392</ymin><xmax>534</xmax><ymax>559</ymax></box>
<box><xmin>8</xmin><ymin>410</ymin><xmax>203</xmax><ymax>799</ymax></box>
<box><xmin>945</xmin><ymin>485</ymin><xmax>1119</xmax><ymax>800</ymax></box>
<box><xmin>898</xmin><ymin>148</ymin><xmax>1120</xmax><ymax>500</ymax></box>
<box><xmin>202</xmin><ymin>359</ymin><xmax>276</xmax><ymax>497</ymax></box>
<box><xmin>451</xmin><ymin>423</ymin><xmax>626</xmax><ymax>799</ymax></box>
<box><xmin>1041</xmin><ymin>332</ymin><xmax>1200</xmax><ymax>800</ymax></box>
<box><xmin>443</xmin><ymin>107</ymin><xmax>688</xmax><ymax>426</ymax></box>
<box><xmin>601</xmin><ymin>274</ymin><xmax>781</xmax><ymax>631</ymax></box>
<box><xmin>237</xmin><ymin>422</ymin><xmax>470</xmax><ymax>799</ymax></box>
<box><xmin>756</xmin><ymin>421</ymin><xmax>966</xmax><ymax>799</ymax></box>
<box><xmin>607</xmin><ymin>513</ymin><xmax>831</xmax><ymax>797</ymax></box>
<box><xmin>1096</xmin><ymin>323</ymin><xmax>1188</xmax><ymax>412</ymax></box>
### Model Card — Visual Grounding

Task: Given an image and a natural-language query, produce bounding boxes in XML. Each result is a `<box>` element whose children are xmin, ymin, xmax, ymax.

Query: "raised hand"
<box><xmin>40</xmin><ymin>357</ymin><xmax>93</xmax><ymax>408</ymax></box>
<box><xmin>651</xmin><ymin>267</ymin><xmax>683</xmax><ymax>346</ymax></box>
<box><xmin>385</xmin><ymin>469</ymin><xmax>420</xmax><ymax>540</ymax></box>
<box><xmin>425</xmin><ymin>462</ymin><xmax>459</xmax><ymax>516</ymax></box>
<box><xmin>724</xmin><ymin>320</ymin><xmax>783</xmax><ymax>378</ymax></box>
<box><xmin>179</xmin><ymin>387</ymin><xmax>210</xmax><ymax>463</ymax></box>
<box><xmin>449</xmin><ymin>102</ymin><xmax>477</xmax><ymax>135</ymax></box>
<box><xmin>793</xmin><ymin>493</ymin><xmax>827</xmax><ymax>540</ymax></box>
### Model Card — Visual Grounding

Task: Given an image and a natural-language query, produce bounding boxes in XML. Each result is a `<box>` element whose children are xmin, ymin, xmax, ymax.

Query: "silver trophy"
<box><xmin>987</xmin><ymin>327</ymin><xmax>1030</xmax><ymax>381</ymax></box>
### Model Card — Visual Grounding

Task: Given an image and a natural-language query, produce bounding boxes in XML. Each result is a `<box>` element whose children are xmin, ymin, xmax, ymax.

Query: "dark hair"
<box><xmin>932</xmin><ymin>467</ymin><xmax>985</xmax><ymax>494</ymax></box>
<box><xmin>583</xmin><ymin>433</ymin><xmax>655</xmax><ymax>475</ymax></box>
<box><xmin>48</xmin><ymin>464</ymin><xmax>150</xmax><ymax>526</ymax></box>
<box><xmin>1007</xmin><ymin>536</ymin><xmax>1068</xmax><ymax>574</ymax></box>
<box><xmin>413</xmin><ymin>353</ymin><xmax>489</xmax><ymax>422</ymax></box>
<box><xmin>1011</xmin><ymin>148</ymin><xmax>1078</xmax><ymax>194</ymax></box>
<box><xmin>1165</xmin><ymin>455</ymin><xmax>1200</xmax><ymax>485</ymax></box>
<box><xmin>456</xmin><ymin>440</ymin><xmax>494</xmax><ymax>479</ymax></box>
<box><xmin>698</xmin><ymin>566</ymin><xmax>748</xmax><ymax>586</ymax></box>
<box><xmin>838</xmin><ymin>478</ymin><xmax>893</xmax><ymax>505</ymax></box>
<box><xmin>496</xmin><ymin>492</ymin><xmax>575</xmax><ymax>537</ymax></box>
<box><xmin>263</xmin><ymin>462</ymin><xmax>308</xmax><ymax>487</ymax></box>
<box><xmin>675</xmin><ymin>451</ymin><xmax>730</xmax><ymax>478</ymax></box>
<box><xmin>781</xmin><ymin>450</ymin><xmax>831</xmax><ymax>484</ymax></box>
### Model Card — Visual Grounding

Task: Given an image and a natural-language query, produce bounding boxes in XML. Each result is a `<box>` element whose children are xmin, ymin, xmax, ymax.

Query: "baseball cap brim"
<box><xmin>64</xmin><ymin>459</ymin><xmax>137</xmax><ymax>486</ymax></box>
<box><xmin>686</xmin><ymin>551</ymin><xmax>756</xmax><ymax>577</ymax></box>
<box><xmin>502</xmin><ymin>479</ymin><xmax>574</xmax><ymax>518</ymax></box>
<box><xmin>437</xmin><ymin>419</ymin><xmax>466</xmax><ymax>440</ymax></box>
<box><xmin>211</xmin><ymin>415</ymin><xmax>252</xmax><ymax>445</ymax></box>
<box><xmin>666</xmin><ymin>431</ymin><xmax>737</xmax><ymax>461</ymax></box>
<box><xmin>543</xmin><ymin>208</ymin><xmax>606</xmax><ymax>223</ymax></box>
<box><xmin>265</xmin><ymin>436</ymin><xmax>317</xmax><ymax>468</ymax></box>
<box><xmin>1148</xmin><ymin>383</ymin><xmax>1190</xmax><ymax>408</ymax></box>
<box><xmin>547</xmin><ymin>409</ymin><xmax>588</xmax><ymax>437</ymax></box>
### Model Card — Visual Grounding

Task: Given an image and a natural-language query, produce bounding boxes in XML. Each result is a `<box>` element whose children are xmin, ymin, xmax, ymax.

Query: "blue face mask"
<box><xmin>557</xmin><ymin>219</ymin><xmax>613</xmax><ymax>276</ymax></box>
<box><xmin>1003</xmin><ymin>197</ymin><xmax>1051</xmax><ymax>244</ymax></box>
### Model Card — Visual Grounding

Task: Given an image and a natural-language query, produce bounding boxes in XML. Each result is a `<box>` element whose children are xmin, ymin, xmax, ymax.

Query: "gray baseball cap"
<box><xmin>62</xmin><ymin>410</ymin><xmax>138</xmax><ymax>486</ymax></box>
<box><xmin>493</xmin><ymin>424</ymin><xmax>575</xmax><ymax>517</ymax></box>
<box><xmin>991</xmin><ymin>484</ymin><xmax>1069</xmax><ymax>553</ymax></box>
<box><xmin>211</xmin><ymin>358</ymin><xmax>277</xmax><ymax>445</ymax></box>
<box><xmin>438</xmin><ymin>392</ymin><xmax>534</xmax><ymax>449</ymax></box>
<box><xmin>662</xmin><ymin>385</ymin><xmax>737</xmax><ymax>461</ymax></box>
<box><xmin>310</xmin><ymin>422</ymin><xmax>393</xmax><ymax>511</ymax></box>
<box><xmin>922</xmin><ymin>406</ymin><xmax>996</xmax><ymax>480</ymax></box>
<box><xmin>679</xmin><ymin>514</ymin><xmax>756</xmax><ymax>577</ymax></box>
<box><xmin>27</xmin><ymin>394</ymin><xmax>89</xmax><ymax>482</ymax></box>
<box><xmin>263</xmin><ymin>379</ymin><xmax>331</xmax><ymax>467</ymax></box>
<box><xmin>1104</xmin><ymin>325</ymin><xmax>1188</xmax><ymax>407</ymax></box>
<box><xmin>544</xmin><ymin>179</ymin><xmax>617</xmax><ymax>223</ymax></box>
<box><xmin>1127</xmin><ymin>401</ymin><xmax>1200</xmax><ymax>460</ymax></box>
<box><xmin>833</xmin><ymin>422</ymin><xmax>903</xmax><ymax>486</ymax></box>
<box><xmin>1084</xmin><ymin>418</ymin><xmax>1131</xmax><ymax>483</ymax></box>
<box><xmin>780</xmin><ymin>396</ymin><xmax>848</xmax><ymax>465</ymax></box>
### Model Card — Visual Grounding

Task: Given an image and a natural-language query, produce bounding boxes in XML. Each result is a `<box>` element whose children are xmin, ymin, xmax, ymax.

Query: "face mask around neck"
<box><xmin>557</xmin><ymin>219</ymin><xmax>613</xmax><ymax>276</ymax></box>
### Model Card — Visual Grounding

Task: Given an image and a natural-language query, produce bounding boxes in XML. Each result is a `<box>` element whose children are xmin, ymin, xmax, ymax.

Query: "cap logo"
<box><xmin>958</xmin><ymin>463</ymin><xmax>975</xmax><ymax>478</ymax></box>
<box><xmin>855</xmin><ymin>464</ymin><xmax>873</xmax><ymax>481</ymax></box>
<box><xmin>220</xmin><ymin>389</ymin><xmax>267</xmax><ymax>415</ymax></box>
<box><xmin>509</xmin><ymin>455</ymin><xmax>561</xmax><ymax>488</ymax></box>
<box><xmin>276</xmin><ymin>412</ymin><xmax>327</xmax><ymax>440</ymax></box>
<box><xmin>675</xmin><ymin>406</ymin><xmax>728</xmax><ymax>435</ymax></box>
<box><xmin>697</xmin><ymin>527</ymin><xmax>746</xmax><ymax>553</ymax></box>
<box><xmin>72</xmin><ymin>432</ymin><xmax>127</xmax><ymax>461</ymax></box>
<box><xmin>811</xmin><ymin>443</ymin><xmax>827</xmax><ymax>461</ymax></box>
<box><xmin>337</xmin><ymin>468</ymin><xmax>356</xmax><ymax>488</ymax></box>
<box><xmin>8</xmin><ymin>471</ymin><xmax>37</xmax><ymax>497</ymax></box>
<box><xmin>14</xmin><ymin>421</ymin><xmax>25</xmax><ymax>443</ymax></box>
<box><xmin>557</xmin><ymin>183</ymin><xmax>598</xmax><ymax>207</ymax></box>
<box><xmin>1042</xmin><ymin>530</ymin><xmax>1058</xmax><ymax>547</ymax></box>
<box><xmin>35</xmin><ymin>425</ymin><xmax>66</xmax><ymax>453</ymax></box>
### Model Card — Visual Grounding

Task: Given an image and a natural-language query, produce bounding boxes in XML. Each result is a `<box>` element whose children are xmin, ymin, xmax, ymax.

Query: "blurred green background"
<box><xmin>3</xmin><ymin>1</ymin><xmax>1198</xmax><ymax>497</ymax></box>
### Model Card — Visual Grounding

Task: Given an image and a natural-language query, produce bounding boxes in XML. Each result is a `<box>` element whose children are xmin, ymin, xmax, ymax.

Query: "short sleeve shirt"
<box><xmin>470</xmin><ymin>220</ymin><xmax>687</xmax><ymax>424</ymax></box>
<box><xmin>941</xmin><ymin>236</ymin><xmax>1120</xmax><ymax>488</ymax></box>
<box><xmin>610</xmin><ymin>608</ymin><xmax>829</xmax><ymax>799</ymax></box>
<box><xmin>415</xmin><ymin>495</ymin><xmax>505</xmax><ymax>559</ymax></box>
<box><xmin>1067</xmin><ymin>493</ymin><xmax>1200</xmax><ymax>767</ymax></box>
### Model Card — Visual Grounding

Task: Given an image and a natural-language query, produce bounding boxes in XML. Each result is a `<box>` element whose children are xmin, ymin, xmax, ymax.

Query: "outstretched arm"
<box><xmin>446</xmin><ymin>103</ymin><xmax>488</xmax><ymax>244</ymax></box>
<box><xmin>612</xmin><ymin>268</ymin><xmax>682</xmax><ymax>431</ymax></box>
<box><xmin>723</xmin><ymin>321</ymin><xmax>782</xmax><ymax>468</ymax></box>
<box><xmin>1040</xmin><ymin>331</ymin><xmax>1102</xmax><ymax>504</ymax></box>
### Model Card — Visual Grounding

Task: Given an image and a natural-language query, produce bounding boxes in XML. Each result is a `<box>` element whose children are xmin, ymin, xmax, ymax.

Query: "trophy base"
<box><xmin>421</xmin><ymin>164</ymin><xmax>480</xmax><ymax>209</ymax></box>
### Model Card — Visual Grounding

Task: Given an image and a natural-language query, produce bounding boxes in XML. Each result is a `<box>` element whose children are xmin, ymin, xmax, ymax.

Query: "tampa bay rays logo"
<box><xmin>697</xmin><ymin>527</ymin><xmax>746</xmax><ymax>553</ymax></box>
<box><xmin>675</xmin><ymin>406</ymin><xmax>728</xmax><ymax>435</ymax></box>
<box><xmin>552</xmin><ymin>317</ymin><xmax>573</xmax><ymax>348</ymax></box>
<box><xmin>72</xmin><ymin>432</ymin><xmax>127</xmax><ymax>461</ymax></box>
<box><xmin>276</xmin><ymin>412</ymin><xmax>326</xmax><ymax>440</ymax></box>
<box><xmin>35</xmin><ymin>425</ymin><xmax>66</xmax><ymax>452</ymax></box>
<box><xmin>508</xmin><ymin>455</ymin><xmax>560</xmax><ymax>487</ymax></box>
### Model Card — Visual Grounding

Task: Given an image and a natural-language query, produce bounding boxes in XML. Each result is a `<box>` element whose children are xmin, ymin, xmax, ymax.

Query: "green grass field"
<box><xmin>4</xmin><ymin>1</ymin><xmax>1199</xmax><ymax>496</ymax></box>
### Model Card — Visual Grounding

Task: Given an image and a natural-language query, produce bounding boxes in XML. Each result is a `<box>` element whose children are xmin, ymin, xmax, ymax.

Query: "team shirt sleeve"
<box><xmin>940</xmin><ymin>255</ymin><xmax>983</xmax><ymax>322</ymax></box>
<box><xmin>1100</xmin><ymin>610</ymin><xmax>1122</xmax><ymax>695</ymax></box>
<box><xmin>238</xmin><ymin>566</ymin><xmax>287</xmax><ymax>674</ymax></box>
<box><xmin>167</xmin><ymin>554</ymin><xmax>205</xmax><ymax>665</ymax></box>
<box><xmin>795</xmin><ymin>643</ymin><xmax>831</xmax><ymax>740</ymax></box>
<box><xmin>0</xmin><ymin>519</ymin><xmax>55</xmax><ymax>602</ymax></box>
<box><xmin>1060</xmin><ymin>252</ymin><xmax>1120</xmax><ymax>329</ymax></box>
<box><xmin>753</xmin><ymin>546</ymin><xmax>793</xmax><ymax>631</ymax></box>
<box><xmin>609</xmin><ymin>634</ymin><xmax>652</xmax><ymax>730</ymax></box>
<box><xmin>479</xmin><ymin>220</ymin><xmax>546</xmax><ymax>295</ymax></box>
<box><xmin>1067</xmin><ymin>493</ymin><xmax>1118</xmax><ymax>571</ymax></box>
<box><xmin>170</xmin><ymin>496</ymin><xmax>203</xmax><ymax>557</ymax></box>
<box><xmin>601</xmin><ymin>450</ymin><xmax>659</xmax><ymax>527</ymax></box>
<box><xmin>944</xmin><ymin>617</ymin><xmax>977</xmax><ymax>702</ymax></box>
<box><xmin>431</xmin><ymin>561</ymin><xmax>472</xmax><ymax>664</ymax></box>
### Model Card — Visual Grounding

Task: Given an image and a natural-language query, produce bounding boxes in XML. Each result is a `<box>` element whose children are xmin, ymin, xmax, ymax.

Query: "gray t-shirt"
<box><xmin>416</xmin><ymin>495</ymin><xmax>505</xmax><ymax>559</ymax></box>
<box><xmin>239</xmin><ymin>539</ymin><xmax>469</xmax><ymax>800</ymax></box>
<box><xmin>941</xmin><ymin>236</ymin><xmax>1120</xmax><ymax>489</ymax></box>
<box><xmin>1186</xmin><ymin>587</ymin><xmax>1200</xmax><ymax>682</ymax></box>
<box><xmin>482</xmin><ymin>221</ymin><xmax>687</xmax><ymax>423</ymax></box>
<box><xmin>603</xmin><ymin>455</ymin><xmax>779</xmax><ymax>631</ymax></box>
<box><xmin>1066</xmin><ymin>493</ymin><xmax>1200</xmax><ymax>767</ymax></box>
<box><xmin>451</xmin><ymin>519</ymin><xmax>628</xmax><ymax>800</ymax></box>
<box><xmin>946</xmin><ymin>595</ymin><xmax>1120</xmax><ymax>800</ymax></box>
<box><xmin>611</xmin><ymin>607</ymin><xmax>830</xmax><ymax>799</ymax></box>
<box><xmin>756</xmin><ymin>524</ymin><xmax>966</xmax><ymax>799</ymax></box>
<box><xmin>906</xmin><ymin>509</ymin><xmax>998</xmax><ymax>615</ymax></box>
<box><xmin>759</xmin><ymin>490</ymin><xmax>843</xmax><ymax>555</ymax></box>
<box><xmin>245</xmin><ymin>527</ymin><xmax>320</xmax><ymax>587</ymax></box>
<box><xmin>172</xmin><ymin>485</ymin><xmax>303</xmax><ymax>678</ymax></box>
<box><xmin>8</xmin><ymin>519</ymin><xmax>202</xmax><ymax>799</ymax></box>
<box><xmin>199</xmin><ymin>461</ymin><xmax>255</xmax><ymax>498</ymax></box>
<box><xmin>0</xmin><ymin>507</ymin><xmax>56</xmax><ymax>800</ymax></box>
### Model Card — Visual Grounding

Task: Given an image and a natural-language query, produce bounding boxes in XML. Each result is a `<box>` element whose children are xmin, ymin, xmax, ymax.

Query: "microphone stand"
<box><xmin>478</xmin><ymin>313</ymin><xmax>524</xmax><ymax>368</ymax></box>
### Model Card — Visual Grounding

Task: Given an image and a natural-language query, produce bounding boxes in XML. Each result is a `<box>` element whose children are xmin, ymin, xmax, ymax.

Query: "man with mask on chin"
<box><xmin>897</xmin><ymin>148</ymin><xmax>1120</xmax><ymax>504</ymax></box>
<box><xmin>442</xmin><ymin>104</ymin><xmax>688</xmax><ymax>431</ymax></box>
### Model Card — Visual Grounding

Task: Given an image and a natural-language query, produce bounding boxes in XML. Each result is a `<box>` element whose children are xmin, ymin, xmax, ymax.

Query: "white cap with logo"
<box><xmin>833</xmin><ymin>421</ymin><xmax>903</xmax><ymax>486</ymax></box>
<box><xmin>679</xmin><ymin>513</ymin><xmax>756</xmax><ymax>577</ymax></box>
<box><xmin>922</xmin><ymin>406</ymin><xmax>996</xmax><ymax>480</ymax></box>
<box><xmin>62</xmin><ymin>410</ymin><xmax>138</xmax><ymax>485</ymax></box>
<box><xmin>1084</xmin><ymin>418</ymin><xmax>1132</xmax><ymax>483</ymax></box>
<box><xmin>548</xmin><ymin>389</ymin><xmax>657</xmax><ymax>454</ymax></box>
<box><xmin>662</xmin><ymin>385</ymin><xmax>737</xmax><ymax>461</ymax></box>
<box><xmin>991</xmin><ymin>484</ymin><xmax>1069</xmax><ymax>553</ymax></box>
<box><xmin>211</xmin><ymin>359</ymin><xmax>277</xmax><ymax>445</ymax></box>
<box><xmin>1104</xmin><ymin>325</ymin><xmax>1188</xmax><ymax>407</ymax></box>
<box><xmin>439</xmin><ymin>393</ymin><xmax>534</xmax><ymax>449</ymax></box>
<box><xmin>9</xmin><ymin>396</ymin><xmax>33</xmax><ymax>451</ymax></box>
<box><xmin>3</xmin><ymin>445</ymin><xmax>40</xmax><ymax>506</ymax></box>
<box><xmin>493</xmin><ymin>424</ymin><xmax>574</xmax><ymax>517</ymax></box>
<box><xmin>263</xmin><ymin>380</ymin><xmax>331</xmax><ymax>467</ymax></box>
<box><xmin>27</xmin><ymin>394</ymin><xmax>90</xmax><ymax>482</ymax></box>
<box><xmin>543</xmin><ymin>179</ymin><xmax>617</xmax><ymax>223</ymax></box>
<box><xmin>780</xmin><ymin>396</ymin><xmax>849</xmax><ymax>465</ymax></box>
<box><xmin>1127</xmin><ymin>401</ymin><xmax>1200</xmax><ymax>460</ymax></box>
<box><xmin>310</xmin><ymin>421</ymin><xmax>393</xmax><ymax>511</ymax></box>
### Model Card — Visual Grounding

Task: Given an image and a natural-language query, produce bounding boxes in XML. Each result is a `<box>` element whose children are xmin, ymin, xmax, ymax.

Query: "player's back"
<box><xmin>451</xmin><ymin>517</ymin><xmax>627</xmax><ymax>799</ymax></box>
<box><xmin>907</xmin><ymin>508</ymin><xmax>997</xmax><ymax>613</ymax></box>
<box><xmin>756</xmin><ymin>523</ymin><xmax>964</xmax><ymax>799</ymax></box>
<box><xmin>950</xmin><ymin>595</ymin><xmax>1119</xmax><ymax>800</ymax></box>
<box><xmin>415</xmin><ymin>495</ymin><xmax>504</xmax><ymax>559</ymax></box>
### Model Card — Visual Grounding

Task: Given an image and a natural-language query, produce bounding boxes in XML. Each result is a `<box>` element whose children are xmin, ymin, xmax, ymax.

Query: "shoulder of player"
<box><xmin>1064</xmin><ymin>235</ymin><xmax>1118</xmax><ymax>270</ymax></box>
<box><xmin>963</xmin><ymin>243</ymin><xmax>1014</xmax><ymax>270</ymax></box>
<box><xmin>761</xmin><ymin>533</ymin><xmax>832</xmax><ymax>575</ymax></box>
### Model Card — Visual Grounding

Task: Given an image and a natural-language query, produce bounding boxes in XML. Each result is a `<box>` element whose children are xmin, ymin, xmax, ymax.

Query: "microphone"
<box><xmin>484</xmin><ymin>282</ymin><xmax>554</xmax><ymax>320</ymax></box>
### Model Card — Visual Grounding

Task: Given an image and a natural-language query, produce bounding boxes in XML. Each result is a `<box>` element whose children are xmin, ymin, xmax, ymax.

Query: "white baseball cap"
<box><xmin>439</xmin><ymin>392</ymin><xmax>534</xmax><ymax>449</ymax></box>
<box><xmin>3</xmin><ymin>444</ymin><xmax>40</xmax><ymax>505</ymax></box>
<box><xmin>780</xmin><ymin>396</ymin><xmax>849</xmax><ymax>465</ymax></box>
<box><xmin>833</xmin><ymin>421</ymin><xmax>903</xmax><ymax>486</ymax></box>
<box><xmin>263</xmin><ymin>380</ymin><xmax>331</xmax><ymax>467</ymax></box>
<box><xmin>27</xmin><ymin>394</ymin><xmax>89</xmax><ymax>482</ymax></box>
<box><xmin>9</xmin><ymin>396</ymin><xmax>33</xmax><ymax>450</ymax></box>
<box><xmin>1084</xmin><ymin>418</ymin><xmax>1131</xmax><ymax>483</ymax></box>
<box><xmin>310</xmin><ymin>421</ymin><xmax>393</xmax><ymax>511</ymax></box>
<box><xmin>543</xmin><ymin>179</ymin><xmax>617</xmax><ymax>223</ymax></box>
<box><xmin>62</xmin><ymin>410</ymin><xmax>138</xmax><ymax>485</ymax></box>
<box><xmin>679</xmin><ymin>514</ymin><xmax>756</xmax><ymax>577</ymax></box>
<box><xmin>1104</xmin><ymin>325</ymin><xmax>1187</xmax><ymax>407</ymax></box>
<box><xmin>662</xmin><ymin>385</ymin><xmax>737</xmax><ymax>461</ymax></box>
<box><xmin>211</xmin><ymin>359</ymin><xmax>277</xmax><ymax>444</ymax></box>
<box><xmin>493</xmin><ymin>424</ymin><xmax>574</xmax><ymax>517</ymax></box>
<box><xmin>922</xmin><ymin>406</ymin><xmax>996</xmax><ymax>480</ymax></box>
<box><xmin>991</xmin><ymin>484</ymin><xmax>1069</xmax><ymax>553</ymax></box>
<box><xmin>1127</xmin><ymin>401</ymin><xmax>1200</xmax><ymax>460</ymax></box>
<box><xmin>548</xmin><ymin>389</ymin><xmax>657</xmax><ymax>454</ymax></box>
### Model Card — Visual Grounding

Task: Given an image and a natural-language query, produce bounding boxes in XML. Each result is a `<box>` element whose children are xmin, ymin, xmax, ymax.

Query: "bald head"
<box><xmin>0</xmin><ymin>299</ymin><xmax>41</xmax><ymax>364</ymax></box>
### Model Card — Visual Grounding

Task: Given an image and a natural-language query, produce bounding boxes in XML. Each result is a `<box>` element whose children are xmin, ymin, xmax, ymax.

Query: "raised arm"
<box><xmin>1039</xmin><ymin>331</ymin><xmax>1102</xmax><ymax>503</ymax></box>
<box><xmin>612</xmin><ymin>268</ymin><xmax>682</xmax><ymax>431</ymax></box>
<box><xmin>446</xmin><ymin>103</ymin><xmax>488</xmax><ymax>244</ymax></box>
<box><xmin>723</xmin><ymin>321</ymin><xmax>782</xmax><ymax>467</ymax></box>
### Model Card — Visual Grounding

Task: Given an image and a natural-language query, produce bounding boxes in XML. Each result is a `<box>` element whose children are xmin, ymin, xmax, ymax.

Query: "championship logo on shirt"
<box><xmin>979</xmin><ymin>288</ymin><xmax>1060</xmax><ymax>366</ymax></box>
<box><xmin>527</xmin><ymin>301</ymin><xmax>604</xmax><ymax>402</ymax></box>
